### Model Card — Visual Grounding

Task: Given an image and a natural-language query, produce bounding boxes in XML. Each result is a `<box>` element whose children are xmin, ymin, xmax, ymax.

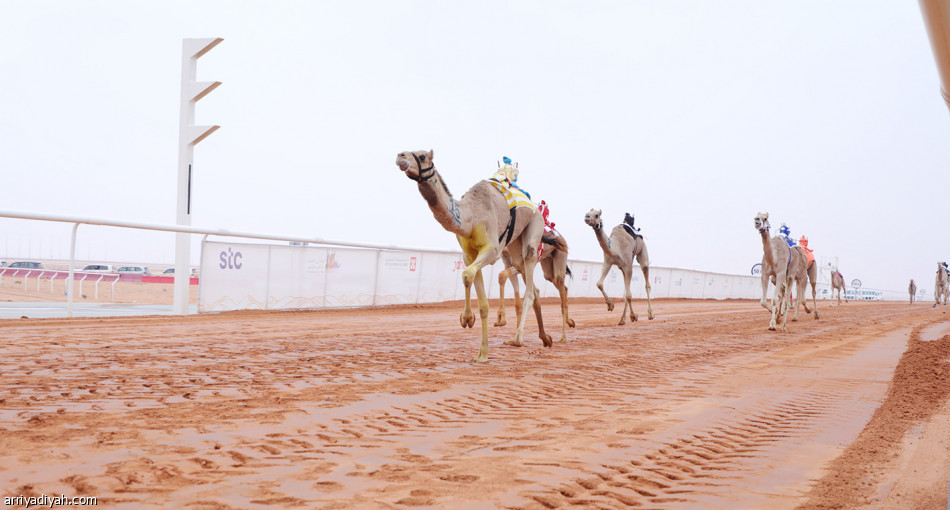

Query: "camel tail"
<box><xmin>541</xmin><ymin>232</ymin><xmax>568</xmax><ymax>253</ymax></box>
<box><xmin>566</xmin><ymin>265</ymin><xmax>573</xmax><ymax>279</ymax></box>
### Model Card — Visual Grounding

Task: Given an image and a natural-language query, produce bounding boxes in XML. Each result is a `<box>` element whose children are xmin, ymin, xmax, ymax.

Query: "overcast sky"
<box><xmin>1</xmin><ymin>1</ymin><xmax>948</xmax><ymax>293</ymax></box>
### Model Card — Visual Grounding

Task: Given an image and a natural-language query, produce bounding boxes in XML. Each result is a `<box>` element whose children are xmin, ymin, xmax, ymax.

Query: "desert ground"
<box><xmin>1</xmin><ymin>294</ymin><xmax>948</xmax><ymax>509</ymax></box>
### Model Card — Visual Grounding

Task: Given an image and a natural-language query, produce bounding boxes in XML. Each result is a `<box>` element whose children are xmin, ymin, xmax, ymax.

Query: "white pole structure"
<box><xmin>175</xmin><ymin>37</ymin><xmax>222</xmax><ymax>315</ymax></box>
<box><xmin>67</xmin><ymin>223</ymin><xmax>78</xmax><ymax>317</ymax></box>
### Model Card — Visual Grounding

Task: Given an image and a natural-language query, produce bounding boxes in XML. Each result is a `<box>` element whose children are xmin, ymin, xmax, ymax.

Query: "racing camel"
<box><xmin>584</xmin><ymin>208</ymin><xmax>654</xmax><ymax>325</ymax></box>
<box><xmin>754</xmin><ymin>212</ymin><xmax>810</xmax><ymax>331</ymax></box>
<box><xmin>396</xmin><ymin>149</ymin><xmax>552</xmax><ymax>362</ymax></box>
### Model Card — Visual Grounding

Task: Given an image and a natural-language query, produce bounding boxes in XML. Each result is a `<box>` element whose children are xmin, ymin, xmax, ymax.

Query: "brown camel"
<box><xmin>396</xmin><ymin>149</ymin><xmax>552</xmax><ymax>362</ymax></box>
<box><xmin>936</xmin><ymin>262</ymin><xmax>949</xmax><ymax>311</ymax></box>
<box><xmin>495</xmin><ymin>233</ymin><xmax>575</xmax><ymax>342</ymax></box>
<box><xmin>909</xmin><ymin>279</ymin><xmax>917</xmax><ymax>304</ymax></box>
<box><xmin>754</xmin><ymin>212</ymin><xmax>810</xmax><ymax>331</ymax></box>
<box><xmin>790</xmin><ymin>238</ymin><xmax>819</xmax><ymax>320</ymax></box>
<box><xmin>583</xmin><ymin>209</ymin><xmax>654</xmax><ymax>325</ymax></box>
<box><xmin>830</xmin><ymin>269</ymin><xmax>847</xmax><ymax>305</ymax></box>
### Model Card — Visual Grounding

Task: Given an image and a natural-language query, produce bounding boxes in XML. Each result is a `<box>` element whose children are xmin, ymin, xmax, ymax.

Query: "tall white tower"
<box><xmin>175</xmin><ymin>37</ymin><xmax>222</xmax><ymax>314</ymax></box>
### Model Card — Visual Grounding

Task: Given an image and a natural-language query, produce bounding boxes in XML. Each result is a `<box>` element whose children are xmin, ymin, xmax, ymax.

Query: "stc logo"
<box><xmin>219</xmin><ymin>248</ymin><xmax>243</xmax><ymax>270</ymax></box>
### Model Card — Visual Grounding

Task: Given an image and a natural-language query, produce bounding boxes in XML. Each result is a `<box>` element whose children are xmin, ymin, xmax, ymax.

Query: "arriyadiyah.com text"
<box><xmin>4</xmin><ymin>494</ymin><xmax>97</xmax><ymax>508</ymax></box>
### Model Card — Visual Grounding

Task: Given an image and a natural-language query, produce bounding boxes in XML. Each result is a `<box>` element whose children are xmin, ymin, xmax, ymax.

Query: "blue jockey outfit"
<box><xmin>779</xmin><ymin>224</ymin><xmax>796</xmax><ymax>247</ymax></box>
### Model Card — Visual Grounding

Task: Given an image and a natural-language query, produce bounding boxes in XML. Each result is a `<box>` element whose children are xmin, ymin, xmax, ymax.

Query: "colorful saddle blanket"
<box><xmin>800</xmin><ymin>246</ymin><xmax>815</xmax><ymax>264</ymax></box>
<box><xmin>488</xmin><ymin>171</ymin><xmax>537</xmax><ymax>212</ymax></box>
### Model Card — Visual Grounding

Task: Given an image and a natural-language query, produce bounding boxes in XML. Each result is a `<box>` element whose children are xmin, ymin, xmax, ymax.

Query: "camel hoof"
<box><xmin>556</xmin><ymin>337</ymin><xmax>569</xmax><ymax>344</ymax></box>
<box><xmin>768</xmin><ymin>324</ymin><xmax>776</xmax><ymax>331</ymax></box>
<box><xmin>606</xmin><ymin>302</ymin><xmax>614</xmax><ymax>312</ymax></box>
<box><xmin>494</xmin><ymin>319</ymin><xmax>506</xmax><ymax>327</ymax></box>
<box><xmin>567</xmin><ymin>318</ymin><xmax>576</xmax><ymax>328</ymax></box>
<box><xmin>631</xmin><ymin>314</ymin><xmax>638</xmax><ymax>322</ymax></box>
<box><xmin>648</xmin><ymin>313</ymin><xmax>655</xmax><ymax>320</ymax></box>
<box><xmin>540</xmin><ymin>334</ymin><xmax>553</xmax><ymax>348</ymax></box>
<box><xmin>472</xmin><ymin>355</ymin><xmax>489</xmax><ymax>363</ymax></box>
<box><xmin>814</xmin><ymin>312</ymin><xmax>820</xmax><ymax>320</ymax></box>
<box><xmin>504</xmin><ymin>339</ymin><xmax>525</xmax><ymax>347</ymax></box>
<box><xmin>617</xmin><ymin>319</ymin><xmax>625</xmax><ymax>326</ymax></box>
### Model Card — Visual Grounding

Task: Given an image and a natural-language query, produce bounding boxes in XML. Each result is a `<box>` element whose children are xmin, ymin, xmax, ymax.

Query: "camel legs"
<box><xmin>618</xmin><ymin>267</ymin><xmax>637</xmax><ymax>325</ymax></box>
<box><xmin>460</xmin><ymin>253</ymin><xmax>477</xmax><ymax>330</ymax></box>
<box><xmin>458</xmin><ymin>239</ymin><xmax>499</xmax><ymax>363</ymax></box>
<box><xmin>791</xmin><ymin>278</ymin><xmax>805</xmax><ymax>322</ymax></box>
<box><xmin>782</xmin><ymin>283</ymin><xmax>793</xmax><ymax>331</ymax></box>
<box><xmin>760</xmin><ymin>274</ymin><xmax>772</xmax><ymax>312</ymax></box>
<box><xmin>555</xmin><ymin>278</ymin><xmax>570</xmax><ymax>342</ymax></box>
<box><xmin>508</xmin><ymin>244</ymin><xmax>552</xmax><ymax>348</ymax></box>
<box><xmin>470</xmin><ymin>270</ymin><xmax>492</xmax><ymax>363</ymax></box>
<box><xmin>596</xmin><ymin>262</ymin><xmax>615</xmax><ymax>312</ymax></box>
<box><xmin>542</xmin><ymin>256</ymin><xmax>571</xmax><ymax>343</ymax></box>
<box><xmin>777</xmin><ymin>277</ymin><xmax>792</xmax><ymax>331</ymax></box>
<box><xmin>808</xmin><ymin>265</ymin><xmax>819</xmax><ymax>319</ymax></box>
<box><xmin>494</xmin><ymin>266</ymin><xmax>521</xmax><ymax>327</ymax></box>
<box><xmin>640</xmin><ymin>264</ymin><xmax>655</xmax><ymax>320</ymax></box>
<box><xmin>769</xmin><ymin>272</ymin><xmax>787</xmax><ymax>331</ymax></box>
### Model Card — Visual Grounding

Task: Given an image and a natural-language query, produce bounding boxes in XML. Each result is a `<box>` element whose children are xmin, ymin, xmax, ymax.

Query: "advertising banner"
<box><xmin>199</xmin><ymin>240</ymin><xmax>770</xmax><ymax>313</ymax></box>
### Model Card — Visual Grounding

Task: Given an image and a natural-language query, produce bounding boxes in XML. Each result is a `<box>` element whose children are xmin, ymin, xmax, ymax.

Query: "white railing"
<box><xmin>0</xmin><ymin>268</ymin><xmax>120</xmax><ymax>300</ymax></box>
<box><xmin>0</xmin><ymin>209</ymin><xmax>924</xmax><ymax>317</ymax></box>
<box><xmin>0</xmin><ymin>209</ymin><xmax>488</xmax><ymax>316</ymax></box>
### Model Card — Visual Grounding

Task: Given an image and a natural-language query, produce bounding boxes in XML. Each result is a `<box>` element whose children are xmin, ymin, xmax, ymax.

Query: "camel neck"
<box><xmin>759</xmin><ymin>229</ymin><xmax>777</xmax><ymax>269</ymax></box>
<box><xmin>592</xmin><ymin>223</ymin><xmax>611</xmax><ymax>254</ymax></box>
<box><xmin>417</xmin><ymin>168</ymin><xmax>466</xmax><ymax>235</ymax></box>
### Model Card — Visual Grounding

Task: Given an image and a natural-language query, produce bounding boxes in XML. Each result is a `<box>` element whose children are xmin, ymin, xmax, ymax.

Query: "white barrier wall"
<box><xmin>198</xmin><ymin>240</ymin><xmax>767</xmax><ymax>313</ymax></box>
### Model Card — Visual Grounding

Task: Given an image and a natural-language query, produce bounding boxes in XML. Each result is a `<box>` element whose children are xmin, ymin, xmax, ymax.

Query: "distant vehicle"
<box><xmin>162</xmin><ymin>267</ymin><xmax>199</xmax><ymax>277</ymax></box>
<box><xmin>0</xmin><ymin>261</ymin><xmax>6</xmax><ymax>267</ymax></box>
<box><xmin>8</xmin><ymin>261</ymin><xmax>44</xmax><ymax>269</ymax></box>
<box><xmin>81</xmin><ymin>264</ymin><xmax>115</xmax><ymax>273</ymax></box>
<box><xmin>117</xmin><ymin>266</ymin><xmax>150</xmax><ymax>276</ymax></box>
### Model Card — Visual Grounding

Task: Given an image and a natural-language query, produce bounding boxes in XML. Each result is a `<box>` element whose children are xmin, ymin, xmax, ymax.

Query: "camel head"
<box><xmin>753</xmin><ymin>212</ymin><xmax>770</xmax><ymax>233</ymax></box>
<box><xmin>584</xmin><ymin>209</ymin><xmax>603</xmax><ymax>229</ymax></box>
<box><xmin>395</xmin><ymin>149</ymin><xmax>435</xmax><ymax>182</ymax></box>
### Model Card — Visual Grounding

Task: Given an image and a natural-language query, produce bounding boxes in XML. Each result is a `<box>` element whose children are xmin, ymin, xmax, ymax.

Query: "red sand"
<box><xmin>0</xmin><ymin>298</ymin><xmax>948</xmax><ymax>509</ymax></box>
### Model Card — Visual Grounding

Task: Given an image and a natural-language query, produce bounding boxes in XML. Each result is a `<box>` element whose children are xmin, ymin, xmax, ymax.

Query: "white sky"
<box><xmin>1</xmin><ymin>1</ymin><xmax>948</xmax><ymax>293</ymax></box>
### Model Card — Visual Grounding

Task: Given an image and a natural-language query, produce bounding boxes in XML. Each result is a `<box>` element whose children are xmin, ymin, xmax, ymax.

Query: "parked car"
<box><xmin>117</xmin><ymin>266</ymin><xmax>150</xmax><ymax>276</ymax></box>
<box><xmin>8</xmin><ymin>261</ymin><xmax>44</xmax><ymax>269</ymax></box>
<box><xmin>81</xmin><ymin>264</ymin><xmax>115</xmax><ymax>273</ymax></box>
<box><xmin>162</xmin><ymin>267</ymin><xmax>199</xmax><ymax>277</ymax></box>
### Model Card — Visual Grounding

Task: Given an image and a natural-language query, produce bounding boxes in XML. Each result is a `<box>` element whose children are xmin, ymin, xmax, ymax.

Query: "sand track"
<box><xmin>0</xmin><ymin>299</ymin><xmax>948</xmax><ymax>509</ymax></box>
